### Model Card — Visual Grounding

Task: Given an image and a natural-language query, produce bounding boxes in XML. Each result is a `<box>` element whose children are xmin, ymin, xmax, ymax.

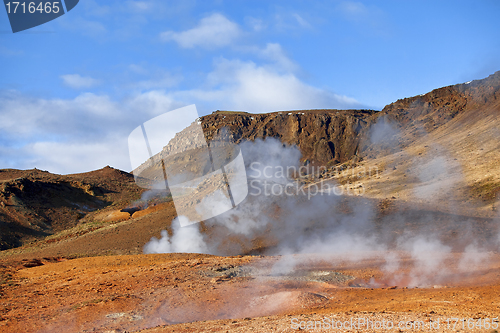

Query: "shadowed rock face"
<box><xmin>133</xmin><ymin>109</ymin><xmax>377</xmax><ymax>190</ymax></box>
<box><xmin>199</xmin><ymin>109</ymin><xmax>376</xmax><ymax>166</ymax></box>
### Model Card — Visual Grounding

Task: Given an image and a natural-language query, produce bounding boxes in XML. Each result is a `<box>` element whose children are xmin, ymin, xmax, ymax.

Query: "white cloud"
<box><xmin>335</xmin><ymin>1</ymin><xmax>388</xmax><ymax>35</ymax></box>
<box><xmin>125</xmin><ymin>64</ymin><xmax>182</xmax><ymax>91</ymax></box>
<box><xmin>128</xmin><ymin>64</ymin><xmax>148</xmax><ymax>75</ymax></box>
<box><xmin>126</xmin><ymin>0</ymin><xmax>152</xmax><ymax>12</ymax></box>
<box><xmin>245</xmin><ymin>16</ymin><xmax>266</xmax><ymax>32</ymax></box>
<box><xmin>0</xmin><ymin>91</ymin><xmax>119</xmax><ymax>139</ymax></box>
<box><xmin>61</xmin><ymin>74</ymin><xmax>101</xmax><ymax>89</ymax></box>
<box><xmin>173</xmin><ymin>58</ymin><xmax>361</xmax><ymax>113</ymax></box>
<box><xmin>127</xmin><ymin>64</ymin><xmax>149</xmax><ymax>75</ymax></box>
<box><xmin>160</xmin><ymin>13</ymin><xmax>240</xmax><ymax>49</ymax></box>
<box><xmin>62</xmin><ymin>17</ymin><xmax>107</xmax><ymax>37</ymax></box>
<box><xmin>337</xmin><ymin>1</ymin><xmax>370</xmax><ymax>19</ymax></box>
<box><xmin>0</xmin><ymin>89</ymin><xmax>183</xmax><ymax>174</ymax></box>
<box><xmin>274</xmin><ymin>12</ymin><xmax>314</xmax><ymax>31</ymax></box>
<box><xmin>133</xmin><ymin>75</ymin><xmax>180</xmax><ymax>91</ymax></box>
<box><xmin>127</xmin><ymin>90</ymin><xmax>183</xmax><ymax>116</ymax></box>
<box><xmin>79</xmin><ymin>0</ymin><xmax>111</xmax><ymax>16</ymax></box>
<box><xmin>257</xmin><ymin>43</ymin><xmax>297</xmax><ymax>72</ymax></box>
<box><xmin>29</xmin><ymin>141</ymin><xmax>131</xmax><ymax>175</ymax></box>
<box><xmin>292</xmin><ymin>13</ymin><xmax>311</xmax><ymax>29</ymax></box>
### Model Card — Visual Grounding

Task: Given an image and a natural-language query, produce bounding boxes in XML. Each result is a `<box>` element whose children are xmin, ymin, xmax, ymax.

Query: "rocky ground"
<box><xmin>1</xmin><ymin>252</ymin><xmax>500</xmax><ymax>332</ymax></box>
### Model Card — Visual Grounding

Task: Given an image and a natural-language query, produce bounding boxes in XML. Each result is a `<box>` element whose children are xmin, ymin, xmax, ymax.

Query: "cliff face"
<box><xmin>200</xmin><ymin>109</ymin><xmax>376</xmax><ymax>165</ymax></box>
<box><xmin>134</xmin><ymin>109</ymin><xmax>377</xmax><ymax>190</ymax></box>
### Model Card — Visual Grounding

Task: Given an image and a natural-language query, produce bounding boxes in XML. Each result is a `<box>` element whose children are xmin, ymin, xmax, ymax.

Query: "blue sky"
<box><xmin>1</xmin><ymin>0</ymin><xmax>499</xmax><ymax>174</ymax></box>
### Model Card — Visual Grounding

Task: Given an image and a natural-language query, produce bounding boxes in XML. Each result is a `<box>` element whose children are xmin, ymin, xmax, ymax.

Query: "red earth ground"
<box><xmin>2</xmin><ymin>250</ymin><xmax>500</xmax><ymax>332</ymax></box>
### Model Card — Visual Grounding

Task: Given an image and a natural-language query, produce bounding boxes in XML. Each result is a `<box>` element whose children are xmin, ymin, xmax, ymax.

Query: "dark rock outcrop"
<box><xmin>200</xmin><ymin>109</ymin><xmax>376</xmax><ymax>165</ymax></box>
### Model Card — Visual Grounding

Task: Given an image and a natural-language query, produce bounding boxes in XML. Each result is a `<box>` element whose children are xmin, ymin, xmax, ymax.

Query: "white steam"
<box><xmin>143</xmin><ymin>216</ymin><xmax>208</xmax><ymax>254</ymax></box>
<box><xmin>142</xmin><ymin>135</ymin><xmax>495</xmax><ymax>288</ymax></box>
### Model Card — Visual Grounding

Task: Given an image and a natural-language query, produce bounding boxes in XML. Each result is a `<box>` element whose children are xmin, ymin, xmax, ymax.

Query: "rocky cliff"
<box><xmin>200</xmin><ymin>109</ymin><xmax>376</xmax><ymax>166</ymax></box>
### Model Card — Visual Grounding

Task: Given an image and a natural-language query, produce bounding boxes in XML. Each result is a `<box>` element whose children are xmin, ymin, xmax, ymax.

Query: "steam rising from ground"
<box><xmin>144</xmin><ymin>216</ymin><xmax>207</xmax><ymax>254</ymax></box>
<box><xmin>143</xmin><ymin>125</ymin><xmax>498</xmax><ymax>288</ymax></box>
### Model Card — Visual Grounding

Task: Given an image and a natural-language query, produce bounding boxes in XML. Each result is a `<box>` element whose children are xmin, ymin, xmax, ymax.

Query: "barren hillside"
<box><xmin>0</xmin><ymin>166</ymin><xmax>143</xmax><ymax>250</ymax></box>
